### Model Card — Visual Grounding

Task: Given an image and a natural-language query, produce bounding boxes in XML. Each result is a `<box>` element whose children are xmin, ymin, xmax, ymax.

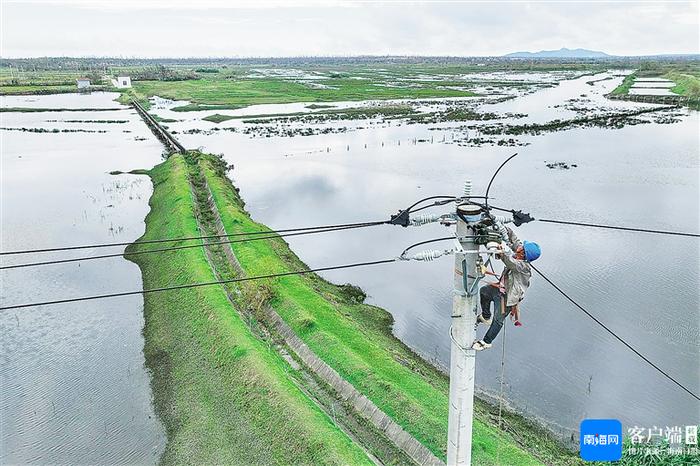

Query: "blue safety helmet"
<box><xmin>523</xmin><ymin>241</ymin><xmax>541</xmax><ymax>262</ymax></box>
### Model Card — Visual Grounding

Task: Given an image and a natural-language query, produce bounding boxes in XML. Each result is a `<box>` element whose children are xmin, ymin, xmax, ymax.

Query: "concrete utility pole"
<box><xmin>447</xmin><ymin>203</ymin><xmax>481</xmax><ymax>466</ymax></box>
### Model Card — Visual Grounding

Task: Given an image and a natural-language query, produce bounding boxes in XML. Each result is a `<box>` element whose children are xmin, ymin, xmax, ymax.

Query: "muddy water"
<box><xmin>157</xmin><ymin>71</ymin><xmax>699</xmax><ymax>440</ymax></box>
<box><xmin>1</xmin><ymin>93</ymin><xmax>165</xmax><ymax>463</ymax></box>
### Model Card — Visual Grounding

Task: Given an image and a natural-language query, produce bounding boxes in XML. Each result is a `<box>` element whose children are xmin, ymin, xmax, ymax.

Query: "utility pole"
<box><xmin>447</xmin><ymin>202</ymin><xmax>482</xmax><ymax>466</ymax></box>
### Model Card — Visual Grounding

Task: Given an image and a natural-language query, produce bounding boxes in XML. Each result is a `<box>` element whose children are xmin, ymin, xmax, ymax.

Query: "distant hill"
<box><xmin>505</xmin><ymin>47</ymin><xmax>610</xmax><ymax>58</ymax></box>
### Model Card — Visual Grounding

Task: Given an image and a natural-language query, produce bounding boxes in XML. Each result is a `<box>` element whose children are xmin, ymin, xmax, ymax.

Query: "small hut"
<box><xmin>112</xmin><ymin>76</ymin><xmax>132</xmax><ymax>88</ymax></box>
<box><xmin>76</xmin><ymin>78</ymin><xmax>91</xmax><ymax>89</ymax></box>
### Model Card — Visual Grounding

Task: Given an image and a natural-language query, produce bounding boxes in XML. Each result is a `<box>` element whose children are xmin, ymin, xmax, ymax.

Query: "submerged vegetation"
<box><xmin>202</xmin><ymin>113</ymin><xmax>236</xmax><ymax>123</ymax></box>
<box><xmin>45</xmin><ymin>119</ymin><xmax>128</xmax><ymax>123</ymax></box>
<box><xmin>0</xmin><ymin>126</ymin><xmax>107</xmax><ymax>133</ymax></box>
<box><xmin>119</xmin><ymin>76</ymin><xmax>477</xmax><ymax>111</ymax></box>
<box><xmin>1</xmin><ymin>57</ymin><xmax>612</xmax><ymax>108</ymax></box>
<box><xmin>0</xmin><ymin>106</ymin><xmax>124</xmax><ymax>112</ymax></box>
<box><xmin>476</xmin><ymin>106</ymin><xmax>679</xmax><ymax>136</ymax></box>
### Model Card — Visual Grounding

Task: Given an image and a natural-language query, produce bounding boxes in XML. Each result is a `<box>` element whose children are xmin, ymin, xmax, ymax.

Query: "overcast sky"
<box><xmin>1</xmin><ymin>0</ymin><xmax>698</xmax><ymax>57</ymax></box>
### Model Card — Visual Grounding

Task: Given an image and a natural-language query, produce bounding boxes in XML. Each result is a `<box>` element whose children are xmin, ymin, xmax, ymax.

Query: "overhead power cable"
<box><xmin>0</xmin><ymin>259</ymin><xmax>396</xmax><ymax>311</ymax></box>
<box><xmin>535</xmin><ymin>218</ymin><xmax>700</xmax><ymax>238</ymax></box>
<box><xmin>0</xmin><ymin>223</ymin><xmax>382</xmax><ymax>271</ymax></box>
<box><xmin>487</xmin><ymin>205</ymin><xmax>700</xmax><ymax>238</ymax></box>
<box><xmin>1</xmin><ymin>194</ymin><xmax>468</xmax><ymax>257</ymax></box>
<box><xmin>405</xmin><ymin>195</ymin><xmax>457</xmax><ymax>213</ymax></box>
<box><xmin>0</xmin><ymin>220</ymin><xmax>389</xmax><ymax>257</ymax></box>
<box><xmin>530</xmin><ymin>263</ymin><xmax>700</xmax><ymax>402</ymax></box>
<box><xmin>409</xmin><ymin>199</ymin><xmax>457</xmax><ymax>215</ymax></box>
<box><xmin>400</xmin><ymin>236</ymin><xmax>456</xmax><ymax>258</ymax></box>
<box><xmin>484</xmin><ymin>153</ymin><xmax>517</xmax><ymax>210</ymax></box>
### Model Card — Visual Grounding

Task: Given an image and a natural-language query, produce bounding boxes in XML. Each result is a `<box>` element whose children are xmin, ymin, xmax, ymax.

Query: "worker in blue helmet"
<box><xmin>472</xmin><ymin>225</ymin><xmax>541</xmax><ymax>351</ymax></box>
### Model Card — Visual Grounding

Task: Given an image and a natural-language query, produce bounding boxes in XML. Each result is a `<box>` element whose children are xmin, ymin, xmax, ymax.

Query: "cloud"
<box><xmin>1</xmin><ymin>0</ymin><xmax>354</xmax><ymax>10</ymax></box>
<box><xmin>1</xmin><ymin>1</ymin><xmax>698</xmax><ymax>57</ymax></box>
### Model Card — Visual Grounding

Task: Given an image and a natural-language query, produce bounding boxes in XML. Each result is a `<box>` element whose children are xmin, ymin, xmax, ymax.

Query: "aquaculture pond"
<box><xmin>152</xmin><ymin>71</ymin><xmax>699</xmax><ymax>441</ymax></box>
<box><xmin>1</xmin><ymin>92</ymin><xmax>166</xmax><ymax>463</ymax></box>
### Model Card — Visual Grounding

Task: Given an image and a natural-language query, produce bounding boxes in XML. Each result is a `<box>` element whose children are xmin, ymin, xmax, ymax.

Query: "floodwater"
<box><xmin>1</xmin><ymin>93</ymin><xmax>166</xmax><ymax>463</ymax></box>
<box><xmin>153</xmin><ymin>71</ymin><xmax>699</xmax><ymax>440</ymax></box>
<box><xmin>0</xmin><ymin>70</ymin><xmax>696</xmax><ymax>462</ymax></box>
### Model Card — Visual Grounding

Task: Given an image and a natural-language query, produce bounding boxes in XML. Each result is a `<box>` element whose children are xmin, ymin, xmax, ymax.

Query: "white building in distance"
<box><xmin>76</xmin><ymin>78</ymin><xmax>90</xmax><ymax>89</ymax></box>
<box><xmin>112</xmin><ymin>76</ymin><xmax>132</xmax><ymax>88</ymax></box>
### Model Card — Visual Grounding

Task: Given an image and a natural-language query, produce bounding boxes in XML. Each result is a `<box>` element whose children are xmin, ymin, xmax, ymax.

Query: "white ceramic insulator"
<box><xmin>492</xmin><ymin>215</ymin><xmax>513</xmax><ymax>224</ymax></box>
<box><xmin>486</xmin><ymin>241</ymin><xmax>501</xmax><ymax>252</ymax></box>
<box><xmin>496</xmin><ymin>222</ymin><xmax>509</xmax><ymax>242</ymax></box>
<box><xmin>410</xmin><ymin>213</ymin><xmax>442</xmax><ymax>226</ymax></box>
<box><xmin>463</xmin><ymin>179</ymin><xmax>472</xmax><ymax>197</ymax></box>
<box><xmin>412</xmin><ymin>249</ymin><xmax>446</xmax><ymax>261</ymax></box>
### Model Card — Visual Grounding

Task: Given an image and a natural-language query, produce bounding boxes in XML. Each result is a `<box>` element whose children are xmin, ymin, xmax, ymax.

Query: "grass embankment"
<box><xmin>0</xmin><ymin>84</ymin><xmax>78</xmax><ymax>95</ymax></box>
<box><xmin>117</xmin><ymin>77</ymin><xmax>476</xmax><ymax>111</ymax></box>
<box><xmin>193</xmin><ymin>151</ymin><xmax>581</xmax><ymax>466</ymax></box>
<box><xmin>665</xmin><ymin>71</ymin><xmax>700</xmax><ymax>99</ymax></box>
<box><xmin>127</xmin><ymin>155</ymin><xmax>372</xmax><ymax>465</ymax></box>
<box><xmin>610</xmin><ymin>72</ymin><xmax>636</xmax><ymax>95</ymax></box>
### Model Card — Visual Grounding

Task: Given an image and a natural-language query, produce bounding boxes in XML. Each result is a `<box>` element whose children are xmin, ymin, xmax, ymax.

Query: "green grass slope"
<box><xmin>665</xmin><ymin>71</ymin><xmax>700</xmax><ymax>99</ymax></box>
<box><xmin>127</xmin><ymin>155</ymin><xmax>372</xmax><ymax>465</ymax></box>
<box><xmin>610</xmin><ymin>72</ymin><xmax>636</xmax><ymax>95</ymax></box>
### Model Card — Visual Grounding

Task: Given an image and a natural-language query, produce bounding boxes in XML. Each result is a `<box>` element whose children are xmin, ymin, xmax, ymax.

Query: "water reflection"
<box><xmin>1</xmin><ymin>93</ymin><xmax>166</xmax><ymax>464</ymax></box>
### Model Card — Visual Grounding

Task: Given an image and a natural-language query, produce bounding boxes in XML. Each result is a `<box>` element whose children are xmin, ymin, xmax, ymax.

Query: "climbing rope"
<box><xmin>498</xmin><ymin>323</ymin><xmax>507</xmax><ymax>430</ymax></box>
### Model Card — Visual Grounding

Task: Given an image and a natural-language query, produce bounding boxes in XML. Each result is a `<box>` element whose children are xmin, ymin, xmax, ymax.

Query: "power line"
<box><xmin>536</xmin><ymin>218</ymin><xmax>700</xmax><ymax>238</ymax></box>
<box><xmin>406</xmin><ymin>196</ymin><xmax>490</xmax><ymax>215</ymax></box>
<box><xmin>408</xmin><ymin>199</ymin><xmax>456</xmax><ymax>214</ymax></box>
<box><xmin>0</xmin><ymin>259</ymin><xmax>396</xmax><ymax>311</ymax></box>
<box><xmin>484</xmin><ymin>153</ymin><xmax>518</xmax><ymax>210</ymax></box>
<box><xmin>1</xmin><ymin>223</ymin><xmax>382</xmax><ymax>270</ymax></box>
<box><xmin>1</xmin><ymin>195</ymin><xmax>463</xmax><ymax>257</ymax></box>
<box><xmin>405</xmin><ymin>195</ymin><xmax>457</xmax><ymax>213</ymax></box>
<box><xmin>0</xmin><ymin>220</ymin><xmax>388</xmax><ymax>257</ymax></box>
<box><xmin>530</xmin><ymin>263</ymin><xmax>700</xmax><ymax>402</ymax></box>
<box><xmin>400</xmin><ymin>236</ymin><xmax>458</xmax><ymax>258</ymax></box>
<box><xmin>487</xmin><ymin>205</ymin><xmax>700</xmax><ymax>238</ymax></box>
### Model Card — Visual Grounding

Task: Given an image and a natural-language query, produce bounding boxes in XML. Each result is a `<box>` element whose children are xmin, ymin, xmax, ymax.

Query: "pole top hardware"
<box><xmin>456</xmin><ymin>203</ymin><xmax>482</xmax><ymax>215</ymax></box>
<box><xmin>389</xmin><ymin>209</ymin><xmax>411</xmax><ymax>227</ymax></box>
<box><xmin>512</xmin><ymin>210</ymin><xmax>534</xmax><ymax>226</ymax></box>
<box><xmin>456</xmin><ymin>203</ymin><xmax>483</xmax><ymax>225</ymax></box>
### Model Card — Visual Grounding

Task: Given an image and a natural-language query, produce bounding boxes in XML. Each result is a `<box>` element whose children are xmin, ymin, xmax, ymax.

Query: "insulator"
<box><xmin>496</xmin><ymin>222</ymin><xmax>509</xmax><ymax>241</ymax></box>
<box><xmin>411</xmin><ymin>249</ymin><xmax>447</xmax><ymax>261</ymax></box>
<box><xmin>463</xmin><ymin>179</ymin><xmax>472</xmax><ymax>197</ymax></box>
<box><xmin>486</xmin><ymin>241</ymin><xmax>501</xmax><ymax>252</ymax></box>
<box><xmin>492</xmin><ymin>215</ymin><xmax>513</xmax><ymax>224</ymax></box>
<box><xmin>410</xmin><ymin>213</ymin><xmax>442</xmax><ymax>226</ymax></box>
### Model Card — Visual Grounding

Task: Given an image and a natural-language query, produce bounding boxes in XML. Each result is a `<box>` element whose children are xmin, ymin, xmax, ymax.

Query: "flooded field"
<box><xmin>153</xmin><ymin>71</ymin><xmax>699</xmax><ymax>439</ymax></box>
<box><xmin>0</xmin><ymin>93</ymin><xmax>165</xmax><ymax>463</ymax></box>
<box><xmin>1</xmin><ymin>69</ymin><xmax>697</xmax><ymax>460</ymax></box>
<box><xmin>629</xmin><ymin>78</ymin><xmax>677</xmax><ymax>96</ymax></box>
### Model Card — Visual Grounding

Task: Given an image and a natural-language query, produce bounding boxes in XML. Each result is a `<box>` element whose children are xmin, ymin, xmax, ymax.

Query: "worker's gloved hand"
<box><xmin>495</xmin><ymin>243</ymin><xmax>505</xmax><ymax>259</ymax></box>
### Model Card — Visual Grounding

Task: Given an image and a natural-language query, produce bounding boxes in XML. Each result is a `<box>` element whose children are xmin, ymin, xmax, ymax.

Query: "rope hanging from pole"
<box><xmin>498</xmin><ymin>323</ymin><xmax>507</xmax><ymax>430</ymax></box>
